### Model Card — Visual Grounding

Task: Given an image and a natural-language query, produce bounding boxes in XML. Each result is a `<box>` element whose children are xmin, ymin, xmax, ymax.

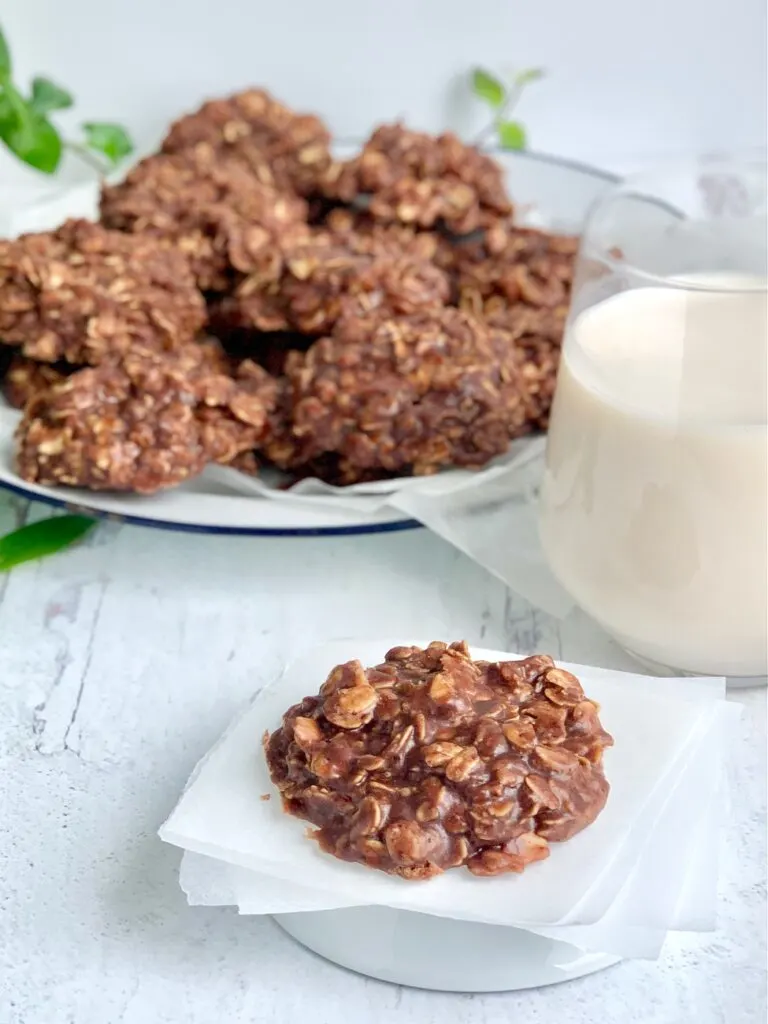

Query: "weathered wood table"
<box><xmin>1</xmin><ymin>494</ymin><xmax>764</xmax><ymax>1024</ymax></box>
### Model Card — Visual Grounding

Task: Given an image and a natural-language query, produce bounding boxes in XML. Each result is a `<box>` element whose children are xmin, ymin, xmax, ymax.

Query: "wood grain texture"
<box><xmin>0</xmin><ymin>493</ymin><xmax>765</xmax><ymax>1024</ymax></box>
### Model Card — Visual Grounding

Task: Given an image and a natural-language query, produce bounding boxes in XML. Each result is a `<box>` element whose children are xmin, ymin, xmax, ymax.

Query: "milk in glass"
<box><xmin>540</xmin><ymin>276</ymin><xmax>768</xmax><ymax>676</ymax></box>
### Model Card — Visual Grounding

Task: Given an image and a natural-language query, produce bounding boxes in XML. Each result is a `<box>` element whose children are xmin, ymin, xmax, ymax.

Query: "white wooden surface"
<box><xmin>0</xmin><ymin>493</ymin><xmax>765</xmax><ymax>1024</ymax></box>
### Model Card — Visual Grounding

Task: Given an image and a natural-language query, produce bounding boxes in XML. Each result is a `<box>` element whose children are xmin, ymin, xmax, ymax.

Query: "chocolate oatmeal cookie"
<box><xmin>455</xmin><ymin>225</ymin><xmax>579</xmax><ymax>428</ymax></box>
<box><xmin>100</xmin><ymin>149</ymin><xmax>309</xmax><ymax>291</ymax></box>
<box><xmin>320</xmin><ymin>124</ymin><xmax>512</xmax><ymax>234</ymax></box>
<box><xmin>0</xmin><ymin>220</ymin><xmax>206</xmax><ymax>366</ymax></box>
<box><xmin>15</xmin><ymin>342</ymin><xmax>276</xmax><ymax>493</ymax></box>
<box><xmin>1</xmin><ymin>355</ymin><xmax>76</xmax><ymax>410</ymax></box>
<box><xmin>161</xmin><ymin>88</ymin><xmax>333</xmax><ymax>197</ymax></box>
<box><xmin>212</xmin><ymin>236</ymin><xmax>450</xmax><ymax>336</ymax></box>
<box><xmin>263</xmin><ymin>308</ymin><xmax>530</xmax><ymax>482</ymax></box>
<box><xmin>265</xmin><ymin>641</ymin><xmax>613</xmax><ymax>879</ymax></box>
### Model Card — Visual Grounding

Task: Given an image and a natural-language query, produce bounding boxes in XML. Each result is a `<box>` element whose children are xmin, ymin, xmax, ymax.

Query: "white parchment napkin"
<box><xmin>178</xmin><ymin>673</ymin><xmax>730</xmax><ymax>942</ymax></box>
<box><xmin>160</xmin><ymin>640</ymin><xmax>736</xmax><ymax>954</ymax></box>
<box><xmin>177</xmin><ymin>731</ymin><xmax>714</xmax><ymax>960</ymax></box>
<box><xmin>206</xmin><ymin>439</ymin><xmax>569</xmax><ymax>616</ymax></box>
<box><xmin>175</xmin><ymin>672</ymin><xmax>735</xmax><ymax>960</ymax></box>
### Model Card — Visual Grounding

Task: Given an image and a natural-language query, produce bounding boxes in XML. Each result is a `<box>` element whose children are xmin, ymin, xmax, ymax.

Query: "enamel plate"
<box><xmin>0</xmin><ymin>149</ymin><xmax>617</xmax><ymax>536</ymax></box>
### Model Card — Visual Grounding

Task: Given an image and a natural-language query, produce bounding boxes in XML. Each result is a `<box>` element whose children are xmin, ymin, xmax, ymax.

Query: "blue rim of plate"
<box><xmin>0</xmin><ymin>149</ymin><xmax>620</xmax><ymax>538</ymax></box>
<box><xmin>0</xmin><ymin>477</ymin><xmax>424</xmax><ymax>537</ymax></box>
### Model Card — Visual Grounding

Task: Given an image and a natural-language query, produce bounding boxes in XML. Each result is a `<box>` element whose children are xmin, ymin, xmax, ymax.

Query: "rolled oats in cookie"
<box><xmin>455</xmin><ymin>224</ymin><xmax>577</xmax><ymax>329</ymax></box>
<box><xmin>215</xmin><ymin>237</ymin><xmax>450</xmax><ymax>336</ymax></box>
<box><xmin>265</xmin><ymin>641</ymin><xmax>613</xmax><ymax>879</ymax></box>
<box><xmin>320</xmin><ymin>123</ymin><xmax>512</xmax><ymax>234</ymax></box>
<box><xmin>322</xmin><ymin>207</ymin><xmax>452</xmax><ymax>264</ymax></box>
<box><xmin>504</xmin><ymin>329</ymin><xmax>564</xmax><ymax>431</ymax></box>
<box><xmin>263</xmin><ymin>308</ymin><xmax>530</xmax><ymax>482</ymax></box>
<box><xmin>15</xmin><ymin>342</ymin><xmax>277</xmax><ymax>493</ymax></box>
<box><xmin>0</xmin><ymin>219</ymin><xmax>206</xmax><ymax>366</ymax></box>
<box><xmin>161</xmin><ymin>88</ymin><xmax>333</xmax><ymax>197</ymax></box>
<box><xmin>454</xmin><ymin>225</ymin><xmax>578</xmax><ymax>428</ymax></box>
<box><xmin>196</xmin><ymin>357</ymin><xmax>279</xmax><ymax>466</ymax></box>
<box><xmin>1</xmin><ymin>355</ymin><xmax>77</xmax><ymax>410</ymax></box>
<box><xmin>100</xmin><ymin>150</ymin><xmax>309</xmax><ymax>292</ymax></box>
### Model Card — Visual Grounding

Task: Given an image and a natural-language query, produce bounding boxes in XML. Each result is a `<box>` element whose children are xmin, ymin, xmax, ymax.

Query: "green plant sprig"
<box><xmin>0</xmin><ymin>514</ymin><xmax>96</xmax><ymax>572</ymax></box>
<box><xmin>471</xmin><ymin>66</ymin><xmax>544</xmax><ymax>151</ymax></box>
<box><xmin>0</xmin><ymin>23</ymin><xmax>133</xmax><ymax>176</ymax></box>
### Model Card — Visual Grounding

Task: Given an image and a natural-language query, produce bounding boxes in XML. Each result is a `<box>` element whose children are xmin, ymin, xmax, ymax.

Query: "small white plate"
<box><xmin>274</xmin><ymin>906</ymin><xmax>619</xmax><ymax>992</ymax></box>
<box><xmin>0</xmin><ymin>149</ymin><xmax>617</xmax><ymax>536</ymax></box>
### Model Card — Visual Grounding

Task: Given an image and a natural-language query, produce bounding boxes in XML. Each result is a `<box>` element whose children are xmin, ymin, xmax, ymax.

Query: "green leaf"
<box><xmin>514</xmin><ymin>67</ymin><xmax>545</xmax><ymax>88</ymax></box>
<box><xmin>471</xmin><ymin>68</ymin><xmax>505</xmax><ymax>109</ymax></box>
<box><xmin>0</xmin><ymin>515</ymin><xmax>96</xmax><ymax>572</ymax></box>
<box><xmin>497</xmin><ymin>120</ymin><xmax>527</xmax><ymax>151</ymax></box>
<box><xmin>0</xmin><ymin>26</ymin><xmax>12</xmax><ymax>78</ymax></box>
<box><xmin>0</xmin><ymin>83</ymin><xmax>63</xmax><ymax>173</ymax></box>
<box><xmin>2</xmin><ymin>114</ymin><xmax>63</xmax><ymax>173</ymax></box>
<box><xmin>82</xmin><ymin>121</ymin><xmax>134</xmax><ymax>166</ymax></box>
<box><xmin>30</xmin><ymin>76</ymin><xmax>74</xmax><ymax>116</ymax></box>
<box><xmin>0</xmin><ymin>92</ymin><xmax>16</xmax><ymax>133</ymax></box>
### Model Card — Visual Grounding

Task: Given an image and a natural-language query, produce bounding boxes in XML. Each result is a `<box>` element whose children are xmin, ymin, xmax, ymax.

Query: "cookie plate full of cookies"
<box><xmin>0</xmin><ymin>89</ymin><xmax>616</xmax><ymax>535</ymax></box>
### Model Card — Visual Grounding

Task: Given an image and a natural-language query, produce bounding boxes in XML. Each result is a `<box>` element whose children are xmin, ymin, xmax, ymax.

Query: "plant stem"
<box><xmin>2</xmin><ymin>80</ymin><xmax>25</xmax><ymax>119</ymax></box>
<box><xmin>65</xmin><ymin>141</ymin><xmax>108</xmax><ymax>177</ymax></box>
<box><xmin>1</xmin><ymin>79</ymin><xmax>33</xmax><ymax>144</ymax></box>
<box><xmin>474</xmin><ymin>82</ymin><xmax>524</xmax><ymax>147</ymax></box>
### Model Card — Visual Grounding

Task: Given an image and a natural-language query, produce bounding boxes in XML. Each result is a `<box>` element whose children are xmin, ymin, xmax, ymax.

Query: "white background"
<box><xmin>1</xmin><ymin>0</ymin><xmax>766</xmax><ymax>184</ymax></box>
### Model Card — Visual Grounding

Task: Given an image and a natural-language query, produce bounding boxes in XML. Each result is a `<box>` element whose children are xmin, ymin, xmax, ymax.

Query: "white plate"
<box><xmin>274</xmin><ymin>906</ymin><xmax>620</xmax><ymax>992</ymax></box>
<box><xmin>0</xmin><ymin>150</ymin><xmax>617</xmax><ymax>536</ymax></box>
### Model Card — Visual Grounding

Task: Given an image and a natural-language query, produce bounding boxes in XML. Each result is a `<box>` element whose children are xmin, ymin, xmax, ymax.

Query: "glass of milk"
<box><xmin>539</xmin><ymin>157</ymin><xmax>767</xmax><ymax>680</ymax></box>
